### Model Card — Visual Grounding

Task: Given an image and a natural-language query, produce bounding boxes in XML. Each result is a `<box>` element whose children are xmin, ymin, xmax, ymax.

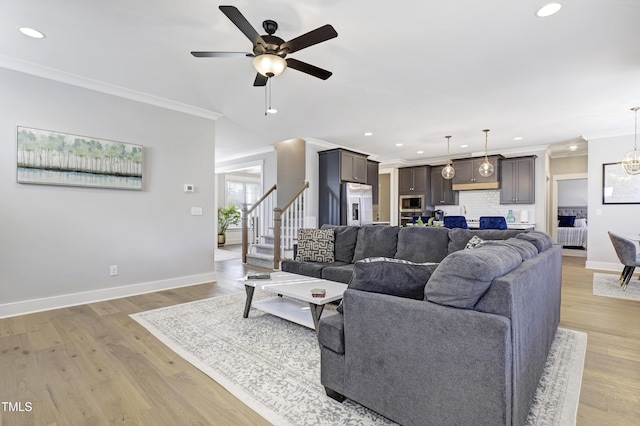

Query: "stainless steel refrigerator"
<box><xmin>343</xmin><ymin>183</ymin><xmax>373</xmax><ymax>226</ymax></box>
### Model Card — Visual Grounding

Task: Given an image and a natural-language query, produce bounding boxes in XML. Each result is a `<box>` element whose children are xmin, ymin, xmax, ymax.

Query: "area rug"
<box><xmin>131</xmin><ymin>292</ymin><xmax>587</xmax><ymax>426</ymax></box>
<box><xmin>215</xmin><ymin>249</ymin><xmax>242</xmax><ymax>261</ymax></box>
<box><xmin>593</xmin><ymin>273</ymin><xmax>640</xmax><ymax>301</ymax></box>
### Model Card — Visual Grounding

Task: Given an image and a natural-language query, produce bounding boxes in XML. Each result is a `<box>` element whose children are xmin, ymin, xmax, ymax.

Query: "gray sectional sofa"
<box><xmin>282</xmin><ymin>225</ymin><xmax>562</xmax><ymax>426</ymax></box>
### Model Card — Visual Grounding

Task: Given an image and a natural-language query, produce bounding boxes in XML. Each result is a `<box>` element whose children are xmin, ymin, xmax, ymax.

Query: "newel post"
<box><xmin>241</xmin><ymin>206</ymin><xmax>249</xmax><ymax>264</ymax></box>
<box><xmin>273</xmin><ymin>207</ymin><xmax>283</xmax><ymax>270</ymax></box>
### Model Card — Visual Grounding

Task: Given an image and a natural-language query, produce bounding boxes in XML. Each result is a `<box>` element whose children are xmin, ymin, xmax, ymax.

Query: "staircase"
<box><xmin>243</xmin><ymin>182</ymin><xmax>308</xmax><ymax>270</ymax></box>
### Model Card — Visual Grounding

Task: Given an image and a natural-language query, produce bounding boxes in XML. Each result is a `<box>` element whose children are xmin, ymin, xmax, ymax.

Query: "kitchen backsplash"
<box><xmin>436</xmin><ymin>190</ymin><xmax>535</xmax><ymax>223</ymax></box>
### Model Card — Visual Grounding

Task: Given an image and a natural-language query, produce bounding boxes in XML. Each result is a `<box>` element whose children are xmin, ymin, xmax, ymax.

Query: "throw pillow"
<box><xmin>465</xmin><ymin>235</ymin><xmax>485</xmax><ymax>249</ymax></box>
<box><xmin>574</xmin><ymin>218</ymin><xmax>587</xmax><ymax>228</ymax></box>
<box><xmin>558</xmin><ymin>215</ymin><xmax>576</xmax><ymax>227</ymax></box>
<box><xmin>346</xmin><ymin>257</ymin><xmax>439</xmax><ymax>301</ymax></box>
<box><xmin>296</xmin><ymin>228</ymin><xmax>335</xmax><ymax>263</ymax></box>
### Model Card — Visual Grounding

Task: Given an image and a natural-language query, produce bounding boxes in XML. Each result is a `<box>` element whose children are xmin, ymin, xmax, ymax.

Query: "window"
<box><xmin>225</xmin><ymin>178</ymin><xmax>260</xmax><ymax>227</ymax></box>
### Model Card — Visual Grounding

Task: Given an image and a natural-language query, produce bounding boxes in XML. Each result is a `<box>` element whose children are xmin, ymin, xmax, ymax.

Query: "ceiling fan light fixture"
<box><xmin>442</xmin><ymin>135</ymin><xmax>455</xmax><ymax>180</ymax></box>
<box><xmin>253</xmin><ymin>54</ymin><xmax>287</xmax><ymax>77</ymax></box>
<box><xmin>478</xmin><ymin>129</ymin><xmax>495</xmax><ymax>178</ymax></box>
<box><xmin>622</xmin><ymin>107</ymin><xmax>640</xmax><ymax>175</ymax></box>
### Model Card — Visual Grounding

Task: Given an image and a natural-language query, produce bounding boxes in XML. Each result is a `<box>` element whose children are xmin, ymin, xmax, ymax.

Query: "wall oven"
<box><xmin>399</xmin><ymin>195</ymin><xmax>425</xmax><ymax>213</ymax></box>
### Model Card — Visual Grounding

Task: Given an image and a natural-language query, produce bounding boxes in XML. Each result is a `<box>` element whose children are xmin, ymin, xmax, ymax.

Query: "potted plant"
<box><xmin>217</xmin><ymin>205</ymin><xmax>241</xmax><ymax>247</ymax></box>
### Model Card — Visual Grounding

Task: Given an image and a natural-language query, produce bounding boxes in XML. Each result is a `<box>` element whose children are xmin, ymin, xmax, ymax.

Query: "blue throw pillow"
<box><xmin>558</xmin><ymin>215</ymin><xmax>576</xmax><ymax>227</ymax></box>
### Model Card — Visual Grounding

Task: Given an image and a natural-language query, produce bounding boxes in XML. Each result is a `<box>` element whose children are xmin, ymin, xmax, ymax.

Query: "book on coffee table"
<box><xmin>311</xmin><ymin>288</ymin><xmax>326</xmax><ymax>298</ymax></box>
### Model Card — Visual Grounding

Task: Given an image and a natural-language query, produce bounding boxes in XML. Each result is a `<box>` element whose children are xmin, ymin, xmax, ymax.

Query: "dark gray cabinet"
<box><xmin>318</xmin><ymin>149</ymin><xmax>373</xmax><ymax>226</ymax></box>
<box><xmin>451</xmin><ymin>156</ymin><xmax>502</xmax><ymax>190</ymax></box>
<box><xmin>430</xmin><ymin>166</ymin><xmax>458</xmax><ymax>205</ymax></box>
<box><xmin>500</xmin><ymin>156</ymin><xmax>535</xmax><ymax>204</ymax></box>
<box><xmin>340</xmin><ymin>151</ymin><xmax>367</xmax><ymax>183</ymax></box>
<box><xmin>399</xmin><ymin>166</ymin><xmax>428</xmax><ymax>194</ymax></box>
<box><xmin>367</xmin><ymin>160</ymin><xmax>379</xmax><ymax>204</ymax></box>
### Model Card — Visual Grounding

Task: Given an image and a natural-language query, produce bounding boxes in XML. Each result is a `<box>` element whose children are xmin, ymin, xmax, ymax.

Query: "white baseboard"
<box><xmin>0</xmin><ymin>272</ymin><xmax>216</xmax><ymax>319</ymax></box>
<box><xmin>585</xmin><ymin>261</ymin><xmax>625</xmax><ymax>273</ymax></box>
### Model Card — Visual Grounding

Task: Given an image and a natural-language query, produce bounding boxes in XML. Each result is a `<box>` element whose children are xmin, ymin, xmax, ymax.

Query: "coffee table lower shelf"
<box><xmin>253</xmin><ymin>296</ymin><xmax>338</xmax><ymax>329</ymax></box>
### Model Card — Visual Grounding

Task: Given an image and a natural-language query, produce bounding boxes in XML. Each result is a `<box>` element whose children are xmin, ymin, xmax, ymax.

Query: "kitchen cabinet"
<box><xmin>367</xmin><ymin>160</ymin><xmax>379</xmax><ymax>204</ymax></box>
<box><xmin>399</xmin><ymin>166</ymin><xmax>428</xmax><ymax>194</ymax></box>
<box><xmin>430</xmin><ymin>166</ymin><xmax>458</xmax><ymax>205</ymax></box>
<box><xmin>451</xmin><ymin>155</ymin><xmax>502</xmax><ymax>190</ymax></box>
<box><xmin>340</xmin><ymin>150</ymin><xmax>367</xmax><ymax>183</ymax></box>
<box><xmin>500</xmin><ymin>156</ymin><xmax>535</xmax><ymax>204</ymax></box>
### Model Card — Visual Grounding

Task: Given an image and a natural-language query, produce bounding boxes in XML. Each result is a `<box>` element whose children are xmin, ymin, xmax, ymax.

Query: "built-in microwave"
<box><xmin>399</xmin><ymin>195</ymin><xmax>424</xmax><ymax>212</ymax></box>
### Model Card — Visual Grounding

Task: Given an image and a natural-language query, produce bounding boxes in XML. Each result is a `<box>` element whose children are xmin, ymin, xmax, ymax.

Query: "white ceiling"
<box><xmin>1</xmin><ymin>0</ymin><xmax>639</xmax><ymax>165</ymax></box>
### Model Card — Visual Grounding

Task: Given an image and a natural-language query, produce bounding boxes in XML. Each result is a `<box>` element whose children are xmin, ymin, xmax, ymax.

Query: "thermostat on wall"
<box><xmin>184</xmin><ymin>184</ymin><xmax>194</xmax><ymax>192</ymax></box>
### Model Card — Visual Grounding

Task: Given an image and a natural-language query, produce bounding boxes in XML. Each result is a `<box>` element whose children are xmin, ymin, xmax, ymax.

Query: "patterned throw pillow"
<box><xmin>465</xmin><ymin>235</ymin><xmax>485</xmax><ymax>249</ymax></box>
<box><xmin>296</xmin><ymin>228</ymin><xmax>335</xmax><ymax>263</ymax></box>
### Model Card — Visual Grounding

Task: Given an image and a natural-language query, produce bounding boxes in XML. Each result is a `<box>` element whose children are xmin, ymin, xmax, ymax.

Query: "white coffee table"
<box><xmin>241</xmin><ymin>271</ymin><xmax>347</xmax><ymax>330</ymax></box>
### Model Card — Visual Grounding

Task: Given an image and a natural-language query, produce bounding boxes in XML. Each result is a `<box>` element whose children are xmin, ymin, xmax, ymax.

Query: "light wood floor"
<box><xmin>0</xmin><ymin>253</ymin><xmax>638</xmax><ymax>425</ymax></box>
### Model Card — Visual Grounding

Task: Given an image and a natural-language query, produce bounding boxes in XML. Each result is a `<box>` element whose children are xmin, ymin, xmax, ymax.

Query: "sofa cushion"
<box><xmin>352</xmin><ymin>226</ymin><xmax>400</xmax><ymax>262</ymax></box>
<box><xmin>447</xmin><ymin>228</ymin><xmax>525</xmax><ymax>253</ymax></box>
<box><xmin>425</xmin><ymin>243</ymin><xmax>523</xmax><ymax>309</ymax></box>
<box><xmin>296</xmin><ymin>228</ymin><xmax>334</xmax><ymax>262</ymax></box>
<box><xmin>475</xmin><ymin>238</ymin><xmax>538</xmax><ymax>261</ymax></box>
<box><xmin>394</xmin><ymin>226</ymin><xmax>450</xmax><ymax>263</ymax></box>
<box><xmin>320</xmin><ymin>224</ymin><xmax>359</xmax><ymax>263</ymax></box>
<box><xmin>347</xmin><ymin>257</ymin><xmax>439</xmax><ymax>301</ymax></box>
<box><xmin>321</xmin><ymin>264</ymin><xmax>355</xmax><ymax>284</ymax></box>
<box><xmin>281</xmin><ymin>259</ymin><xmax>348</xmax><ymax>278</ymax></box>
<box><xmin>515</xmin><ymin>231</ymin><xmax>554</xmax><ymax>252</ymax></box>
<box><xmin>317</xmin><ymin>313</ymin><xmax>345</xmax><ymax>354</ymax></box>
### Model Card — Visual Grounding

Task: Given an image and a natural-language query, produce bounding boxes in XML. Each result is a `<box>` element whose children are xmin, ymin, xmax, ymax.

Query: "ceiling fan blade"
<box><xmin>253</xmin><ymin>73</ymin><xmax>268</xmax><ymax>87</ymax></box>
<box><xmin>219</xmin><ymin>5</ymin><xmax>266</xmax><ymax>49</ymax></box>
<box><xmin>279</xmin><ymin>24</ymin><xmax>338</xmax><ymax>55</ymax></box>
<box><xmin>286</xmin><ymin>58</ymin><xmax>332</xmax><ymax>80</ymax></box>
<box><xmin>191</xmin><ymin>51</ymin><xmax>251</xmax><ymax>58</ymax></box>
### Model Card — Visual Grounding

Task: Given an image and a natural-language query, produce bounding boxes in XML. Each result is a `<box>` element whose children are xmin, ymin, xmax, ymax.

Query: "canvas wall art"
<box><xmin>16</xmin><ymin>126</ymin><xmax>143</xmax><ymax>190</ymax></box>
<box><xmin>602</xmin><ymin>162</ymin><xmax>640</xmax><ymax>204</ymax></box>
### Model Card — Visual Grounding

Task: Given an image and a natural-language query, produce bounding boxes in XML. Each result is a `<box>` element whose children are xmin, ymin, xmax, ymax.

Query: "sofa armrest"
<box><xmin>341</xmin><ymin>289</ymin><xmax>512</xmax><ymax>426</ymax></box>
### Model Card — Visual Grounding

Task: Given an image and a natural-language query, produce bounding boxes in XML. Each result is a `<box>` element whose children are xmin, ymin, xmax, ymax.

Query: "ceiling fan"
<box><xmin>191</xmin><ymin>5</ymin><xmax>338</xmax><ymax>87</ymax></box>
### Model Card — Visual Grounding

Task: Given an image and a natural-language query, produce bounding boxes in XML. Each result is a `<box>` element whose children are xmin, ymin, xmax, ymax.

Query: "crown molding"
<box><xmin>215</xmin><ymin>145</ymin><xmax>275</xmax><ymax>164</ymax></box>
<box><xmin>0</xmin><ymin>55</ymin><xmax>222</xmax><ymax>121</ymax></box>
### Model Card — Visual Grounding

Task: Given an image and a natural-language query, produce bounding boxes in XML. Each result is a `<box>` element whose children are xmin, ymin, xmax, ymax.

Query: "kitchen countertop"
<box><xmin>434</xmin><ymin>220</ymin><xmax>536</xmax><ymax>230</ymax></box>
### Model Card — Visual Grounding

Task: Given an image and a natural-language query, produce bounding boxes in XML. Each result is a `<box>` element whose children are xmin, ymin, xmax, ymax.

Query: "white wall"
<box><xmin>0</xmin><ymin>68</ymin><xmax>217</xmax><ymax>317</ymax></box>
<box><xmin>586</xmin><ymin>134</ymin><xmax>638</xmax><ymax>271</ymax></box>
<box><xmin>558</xmin><ymin>179</ymin><xmax>588</xmax><ymax>206</ymax></box>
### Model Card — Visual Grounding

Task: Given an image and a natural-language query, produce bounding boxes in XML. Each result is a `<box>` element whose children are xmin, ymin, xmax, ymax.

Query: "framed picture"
<box><xmin>602</xmin><ymin>162</ymin><xmax>640</xmax><ymax>204</ymax></box>
<box><xmin>16</xmin><ymin>126</ymin><xmax>143</xmax><ymax>190</ymax></box>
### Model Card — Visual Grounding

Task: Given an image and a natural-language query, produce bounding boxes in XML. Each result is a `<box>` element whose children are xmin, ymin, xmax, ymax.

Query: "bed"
<box><xmin>557</xmin><ymin>206</ymin><xmax>588</xmax><ymax>249</ymax></box>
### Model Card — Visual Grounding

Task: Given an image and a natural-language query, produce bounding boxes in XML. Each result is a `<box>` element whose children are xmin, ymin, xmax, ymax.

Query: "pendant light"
<box><xmin>478</xmin><ymin>129</ymin><xmax>494</xmax><ymax>177</ymax></box>
<box><xmin>441</xmin><ymin>135</ymin><xmax>455</xmax><ymax>179</ymax></box>
<box><xmin>621</xmin><ymin>107</ymin><xmax>640</xmax><ymax>175</ymax></box>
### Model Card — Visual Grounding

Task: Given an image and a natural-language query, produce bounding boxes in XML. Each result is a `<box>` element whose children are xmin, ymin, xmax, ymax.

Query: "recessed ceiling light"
<box><xmin>19</xmin><ymin>27</ymin><xmax>45</xmax><ymax>39</ymax></box>
<box><xmin>568</xmin><ymin>145</ymin><xmax>578</xmax><ymax>151</ymax></box>
<box><xmin>514</xmin><ymin>136</ymin><xmax>523</xmax><ymax>141</ymax></box>
<box><xmin>364</xmin><ymin>132</ymin><xmax>373</xmax><ymax>136</ymax></box>
<box><xmin>536</xmin><ymin>3</ymin><xmax>562</xmax><ymax>17</ymax></box>
<box><xmin>395</xmin><ymin>143</ymin><xmax>403</xmax><ymax>147</ymax></box>
<box><xmin>460</xmin><ymin>144</ymin><xmax>469</xmax><ymax>148</ymax></box>
<box><xmin>417</xmin><ymin>150</ymin><xmax>424</xmax><ymax>154</ymax></box>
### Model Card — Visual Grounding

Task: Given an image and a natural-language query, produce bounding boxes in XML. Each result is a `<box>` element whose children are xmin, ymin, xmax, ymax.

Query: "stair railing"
<box><xmin>273</xmin><ymin>182</ymin><xmax>309</xmax><ymax>269</ymax></box>
<box><xmin>242</xmin><ymin>184</ymin><xmax>276</xmax><ymax>263</ymax></box>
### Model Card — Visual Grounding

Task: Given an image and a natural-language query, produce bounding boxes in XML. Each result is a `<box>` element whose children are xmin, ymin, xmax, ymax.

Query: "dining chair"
<box><xmin>479</xmin><ymin>216</ymin><xmax>508</xmax><ymax>230</ymax></box>
<box><xmin>608</xmin><ymin>231</ymin><xmax>640</xmax><ymax>290</ymax></box>
<box><xmin>443</xmin><ymin>216</ymin><xmax>468</xmax><ymax>229</ymax></box>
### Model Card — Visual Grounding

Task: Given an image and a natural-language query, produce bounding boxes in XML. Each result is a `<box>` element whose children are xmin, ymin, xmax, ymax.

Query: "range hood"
<box><xmin>450</xmin><ymin>155</ymin><xmax>502</xmax><ymax>191</ymax></box>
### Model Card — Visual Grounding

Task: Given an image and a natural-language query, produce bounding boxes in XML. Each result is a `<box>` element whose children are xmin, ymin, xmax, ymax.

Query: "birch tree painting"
<box><xmin>17</xmin><ymin>127</ymin><xmax>143</xmax><ymax>190</ymax></box>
